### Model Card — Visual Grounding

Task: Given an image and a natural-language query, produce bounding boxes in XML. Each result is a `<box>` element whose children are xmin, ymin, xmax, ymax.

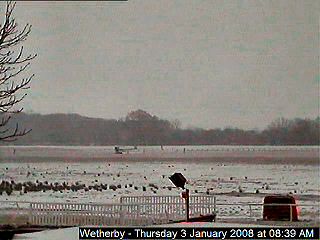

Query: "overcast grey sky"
<box><xmin>9</xmin><ymin>0</ymin><xmax>320</xmax><ymax>129</ymax></box>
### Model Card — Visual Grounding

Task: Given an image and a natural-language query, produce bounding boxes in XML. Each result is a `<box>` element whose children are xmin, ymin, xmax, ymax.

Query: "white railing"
<box><xmin>172</xmin><ymin>146</ymin><xmax>319</xmax><ymax>153</ymax></box>
<box><xmin>0</xmin><ymin>200</ymin><xmax>153</xmax><ymax>226</ymax></box>
<box><xmin>0</xmin><ymin>198</ymin><xmax>318</xmax><ymax>226</ymax></box>
<box><xmin>28</xmin><ymin>202</ymin><xmax>154</xmax><ymax>226</ymax></box>
<box><xmin>120</xmin><ymin>195</ymin><xmax>216</xmax><ymax>220</ymax></box>
<box><xmin>214</xmin><ymin>203</ymin><xmax>319</xmax><ymax>222</ymax></box>
<box><xmin>0</xmin><ymin>195</ymin><xmax>216</xmax><ymax>226</ymax></box>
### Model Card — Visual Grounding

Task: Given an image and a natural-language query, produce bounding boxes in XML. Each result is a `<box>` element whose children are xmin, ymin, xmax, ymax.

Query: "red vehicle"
<box><xmin>263</xmin><ymin>195</ymin><xmax>298</xmax><ymax>221</ymax></box>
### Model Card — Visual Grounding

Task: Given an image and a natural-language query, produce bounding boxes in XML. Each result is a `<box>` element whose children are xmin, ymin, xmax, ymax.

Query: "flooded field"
<box><xmin>0</xmin><ymin>145</ymin><xmax>319</xmax><ymax>221</ymax></box>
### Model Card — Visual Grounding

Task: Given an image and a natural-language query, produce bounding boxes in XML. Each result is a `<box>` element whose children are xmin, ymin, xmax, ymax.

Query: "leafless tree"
<box><xmin>0</xmin><ymin>1</ymin><xmax>36</xmax><ymax>141</ymax></box>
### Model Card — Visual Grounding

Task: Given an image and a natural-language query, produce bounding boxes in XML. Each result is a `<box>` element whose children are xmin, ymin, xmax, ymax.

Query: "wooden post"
<box><xmin>186</xmin><ymin>189</ymin><xmax>190</xmax><ymax>222</ymax></box>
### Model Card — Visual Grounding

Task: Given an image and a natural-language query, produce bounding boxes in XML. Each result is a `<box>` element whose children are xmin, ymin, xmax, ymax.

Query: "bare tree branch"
<box><xmin>0</xmin><ymin>122</ymin><xmax>32</xmax><ymax>141</ymax></box>
<box><xmin>0</xmin><ymin>1</ymin><xmax>36</xmax><ymax>141</ymax></box>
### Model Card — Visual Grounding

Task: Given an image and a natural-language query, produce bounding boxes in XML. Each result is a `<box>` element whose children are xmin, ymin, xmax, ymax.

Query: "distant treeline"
<box><xmin>2</xmin><ymin>110</ymin><xmax>319</xmax><ymax>146</ymax></box>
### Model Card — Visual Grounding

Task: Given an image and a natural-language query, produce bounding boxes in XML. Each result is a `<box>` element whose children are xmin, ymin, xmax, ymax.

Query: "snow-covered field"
<box><xmin>0</xmin><ymin>145</ymin><xmax>319</xmax><ymax>222</ymax></box>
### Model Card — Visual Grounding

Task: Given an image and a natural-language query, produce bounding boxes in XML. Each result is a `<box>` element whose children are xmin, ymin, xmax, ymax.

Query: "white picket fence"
<box><xmin>120</xmin><ymin>195</ymin><xmax>216</xmax><ymax>218</ymax></box>
<box><xmin>20</xmin><ymin>195</ymin><xmax>216</xmax><ymax>226</ymax></box>
<box><xmin>28</xmin><ymin>202</ymin><xmax>152</xmax><ymax>226</ymax></box>
<box><xmin>1</xmin><ymin>196</ymin><xmax>318</xmax><ymax>226</ymax></box>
